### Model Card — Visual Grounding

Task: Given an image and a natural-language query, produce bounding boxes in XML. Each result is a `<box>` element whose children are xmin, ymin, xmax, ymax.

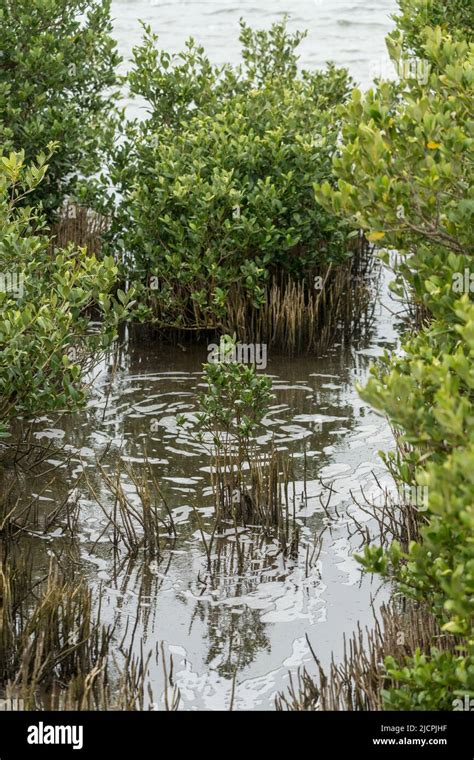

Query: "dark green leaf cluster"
<box><xmin>110</xmin><ymin>21</ymin><xmax>352</xmax><ymax>328</ymax></box>
<box><xmin>0</xmin><ymin>0</ymin><xmax>121</xmax><ymax>216</ymax></box>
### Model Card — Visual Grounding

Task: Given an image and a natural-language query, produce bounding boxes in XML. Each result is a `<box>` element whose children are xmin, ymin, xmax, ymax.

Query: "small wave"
<box><xmin>337</xmin><ymin>19</ymin><xmax>389</xmax><ymax>28</ymax></box>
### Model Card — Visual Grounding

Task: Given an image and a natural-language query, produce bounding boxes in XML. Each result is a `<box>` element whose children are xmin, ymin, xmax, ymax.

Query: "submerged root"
<box><xmin>210</xmin><ymin>444</ymin><xmax>301</xmax><ymax>557</ymax></box>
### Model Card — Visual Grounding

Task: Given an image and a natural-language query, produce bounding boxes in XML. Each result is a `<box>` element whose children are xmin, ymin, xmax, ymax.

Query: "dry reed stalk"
<box><xmin>0</xmin><ymin>465</ymin><xmax>82</xmax><ymax>543</ymax></box>
<box><xmin>134</xmin><ymin>238</ymin><xmax>376</xmax><ymax>352</ymax></box>
<box><xmin>0</xmin><ymin>552</ymin><xmax>181</xmax><ymax>711</ymax></box>
<box><xmin>48</xmin><ymin>204</ymin><xmax>110</xmax><ymax>254</ymax></box>
<box><xmin>275</xmin><ymin>598</ymin><xmax>461</xmax><ymax>711</ymax></box>
<box><xmin>223</xmin><ymin>243</ymin><xmax>373</xmax><ymax>354</ymax></box>
<box><xmin>0</xmin><ymin>555</ymin><xmax>114</xmax><ymax>709</ymax></box>
<box><xmin>82</xmin><ymin>458</ymin><xmax>174</xmax><ymax>558</ymax></box>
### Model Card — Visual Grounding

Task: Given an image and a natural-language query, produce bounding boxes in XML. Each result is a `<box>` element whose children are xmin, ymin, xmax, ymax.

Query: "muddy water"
<box><xmin>18</xmin><ymin>3</ymin><xmax>403</xmax><ymax>708</ymax></box>
<box><xmin>21</xmin><ymin>261</ymin><xmax>402</xmax><ymax>710</ymax></box>
<box><xmin>0</xmin><ymin>1</ymin><xmax>408</xmax><ymax>712</ymax></box>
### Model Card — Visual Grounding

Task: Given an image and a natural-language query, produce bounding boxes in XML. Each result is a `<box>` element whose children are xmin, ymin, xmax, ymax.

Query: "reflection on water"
<box><xmin>14</xmin><ymin>262</ymin><xmax>404</xmax><ymax>710</ymax></box>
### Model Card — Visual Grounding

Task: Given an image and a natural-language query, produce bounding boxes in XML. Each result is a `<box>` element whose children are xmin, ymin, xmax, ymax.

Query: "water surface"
<box><xmin>23</xmin><ymin>263</ymin><xmax>402</xmax><ymax>710</ymax></box>
<box><xmin>111</xmin><ymin>0</ymin><xmax>398</xmax><ymax>113</ymax></box>
<box><xmin>17</xmin><ymin>1</ymin><xmax>404</xmax><ymax>710</ymax></box>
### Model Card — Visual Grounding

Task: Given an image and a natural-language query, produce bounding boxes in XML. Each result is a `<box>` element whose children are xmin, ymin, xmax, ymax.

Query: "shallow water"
<box><xmin>20</xmin><ymin>260</ymin><xmax>403</xmax><ymax>710</ymax></box>
<box><xmin>11</xmin><ymin>2</ymin><xmax>405</xmax><ymax>710</ymax></box>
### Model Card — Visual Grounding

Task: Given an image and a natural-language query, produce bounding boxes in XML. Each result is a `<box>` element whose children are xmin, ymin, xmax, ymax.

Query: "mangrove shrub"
<box><xmin>316</xmin><ymin>25</ymin><xmax>474</xmax><ymax>709</ymax></box>
<box><xmin>0</xmin><ymin>0</ymin><xmax>121</xmax><ymax>216</ymax></box>
<box><xmin>0</xmin><ymin>147</ymin><xmax>133</xmax><ymax>437</ymax></box>
<box><xmin>110</xmin><ymin>21</ymin><xmax>353</xmax><ymax>329</ymax></box>
<box><xmin>392</xmin><ymin>0</ymin><xmax>474</xmax><ymax>57</ymax></box>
